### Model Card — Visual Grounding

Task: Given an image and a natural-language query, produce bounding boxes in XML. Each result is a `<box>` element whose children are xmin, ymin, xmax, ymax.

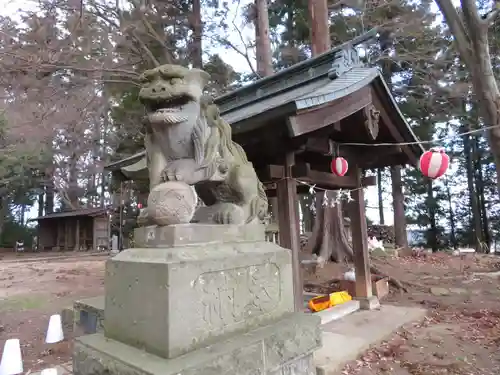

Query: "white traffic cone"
<box><xmin>0</xmin><ymin>339</ymin><xmax>23</xmax><ymax>375</ymax></box>
<box><xmin>45</xmin><ymin>314</ymin><xmax>64</xmax><ymax>344</ymax></box>
<box><xmin>41</xmin><ymin>368</ymin><xmax>58</xmax><ymax>375</ymax></box>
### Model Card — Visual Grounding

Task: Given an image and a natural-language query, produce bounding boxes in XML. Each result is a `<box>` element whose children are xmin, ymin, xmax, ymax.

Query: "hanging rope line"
<box><xmin>261</xmin><ymin>177</ymin><xmax>364</xmax><ymax>209</ymax></box>
<box><xmin>338</xmin><ymin>123</ymin><xmax>497</xmax><ymax>147</ymax></box>
<box><xmin>262</xmin><ymin>176</ymin><xmax>363</xmax><ymax>192</ymax></box>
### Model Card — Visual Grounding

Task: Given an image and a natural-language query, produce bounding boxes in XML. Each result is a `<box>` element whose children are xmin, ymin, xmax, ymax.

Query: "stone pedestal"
<box><xmin>73</xmin><ymin>224</ymin><xmax>321</xmax><ymax>375</ymax></box>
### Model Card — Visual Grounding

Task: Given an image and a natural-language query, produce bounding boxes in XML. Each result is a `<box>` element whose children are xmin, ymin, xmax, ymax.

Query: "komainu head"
<box><xmin>138</xmin><ymin>64</ymin><xmax>210</xmax><ymax>126</ymax></box>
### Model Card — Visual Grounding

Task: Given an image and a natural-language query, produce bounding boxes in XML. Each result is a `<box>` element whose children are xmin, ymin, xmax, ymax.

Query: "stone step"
<box><xmin>74</xmin><ymin>313</ymin><xmax>320</xmax><ymax>375</ymax></box>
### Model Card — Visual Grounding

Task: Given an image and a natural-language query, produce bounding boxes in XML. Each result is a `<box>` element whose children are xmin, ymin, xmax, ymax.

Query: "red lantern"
<box><xmin>137</xmin><ymin>203</ymin><xmax>143</xmax><ymax>209</ymax></box>
<box><xmin>331</xmin><ymin>157</ymin><xmax>348</xmax><ymax>176</ymax></box>
<box><xmin>419</xmin><ymin>147</ymin><xmax>449</xmax><ymax>179</ymax></box>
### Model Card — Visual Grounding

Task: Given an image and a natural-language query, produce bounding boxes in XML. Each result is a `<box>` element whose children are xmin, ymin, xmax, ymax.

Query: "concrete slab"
<box><xmin>315</xmin><ymin>300</ymin><xmax>360</xmax><ymax>325</ymax></box>
<box><xmin>315</xmin><ymin>332</ymin><xmax>367</xmax><ymax>375</ymax></box>
<box><xmin>314</xmin><ymin>304</ymin><xmax>426</xmax><ymax>375</ymax></box>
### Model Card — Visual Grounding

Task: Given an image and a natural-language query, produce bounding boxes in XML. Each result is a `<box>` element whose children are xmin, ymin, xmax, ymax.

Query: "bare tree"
<box><xmin>0</xmin><ymin>10</ymin><xmax>118</xmax><ymax>210</ymax></box>
<box><xmin>434</xmin><ymin>0</ymin><xmax>500</xmax><ymax>195</ymax></box>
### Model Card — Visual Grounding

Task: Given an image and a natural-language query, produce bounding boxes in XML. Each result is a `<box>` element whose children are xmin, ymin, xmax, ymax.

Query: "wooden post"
<box><xmin>64</xmin><ymin>219</ymin><xmax>69</xmax><ymax>251</ymax></box>
<box><xmin>347</xmin><ymin>167</ymin><xmax>378</xmax><ymax>308</ymax></box>
<box><xmin>277</xmin><ymin>152</ymin><xmax>303</xmax><ymax>312</ymax></box>
<box><xmin>93</xmin><ymin>218</ymin><xmax>97</xmax><ymax>250</ymax></box>
<box><xmin>75</xmin><ymin>219</ymin><xmax>80</xmax><ymax>251</ymax></box>
<box><xmin>56</xmin><ymin>220</ymin><xmax>62</xmax><ymax>249</ymax></box>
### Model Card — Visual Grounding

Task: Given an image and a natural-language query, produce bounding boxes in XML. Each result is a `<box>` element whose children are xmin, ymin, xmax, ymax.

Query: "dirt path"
<box><xmin>0</xmin><ymin>251</ymin><xmax>109</xmax><ymax>264</ymax></box>
<box><xmin>2</xmin><ymin>251</ymin><xmax>500</xmax><ymax>374</ymax></box>
<box><xmin>0</xmin><ymin>255</ymin><xmax>106</xmax><ymax>372</ymax></box>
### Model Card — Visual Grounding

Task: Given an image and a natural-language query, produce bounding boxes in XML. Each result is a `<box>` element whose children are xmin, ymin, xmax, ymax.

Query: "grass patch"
<box><xmin>0</xmin><ymin>294</ymin><xmax>48</xmax><ymax>312</ymax></box>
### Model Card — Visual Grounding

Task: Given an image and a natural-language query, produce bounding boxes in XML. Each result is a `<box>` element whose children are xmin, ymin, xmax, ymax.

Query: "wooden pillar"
<box><xmin>277</xmin><ymin>152</ymin><xmax>303</xmax><ymax>312</ymax></box>
<box><xmin>56</xmin><ymin>220</ymin><xmax>62</xmax><ymax>249</ymax></box>
<box><xmin>347</xmin><ymin>167</ymin><xmax>374</xmax><ymax>302</ymax></box>
<box><xmin>75</xmin><ymin>219</ymin><xmax>80</xmax><ymax>251</ymax></box>
<box><xmin>64</xmin><ymin>220</ymin><xmax>69</xmax><ymax>251</ymax></box>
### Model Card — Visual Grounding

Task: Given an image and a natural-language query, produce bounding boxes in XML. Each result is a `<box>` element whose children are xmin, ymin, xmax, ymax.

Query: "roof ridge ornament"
<box><xmin>328</xmin><ymin>45</ymin><xmax>363</xmax><ymax>80</ymax></box>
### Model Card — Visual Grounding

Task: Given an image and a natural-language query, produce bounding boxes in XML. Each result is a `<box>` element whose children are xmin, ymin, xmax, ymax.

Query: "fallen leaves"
<box><xmin>339</xmin><ymin>262</ymin><xmax>500</xmax><ymax>375</ymax></box>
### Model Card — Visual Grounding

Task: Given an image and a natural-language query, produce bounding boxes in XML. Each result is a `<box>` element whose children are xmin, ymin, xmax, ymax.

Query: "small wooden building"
<box><xmin>105</xmin><ymin>40</ymin><xmax>424</xmax><ymax>310</ymax></box>
<box><xmin>30</xmin><ymin>208</ymin><xmax>110</xmax><ymax>251</ymax></box>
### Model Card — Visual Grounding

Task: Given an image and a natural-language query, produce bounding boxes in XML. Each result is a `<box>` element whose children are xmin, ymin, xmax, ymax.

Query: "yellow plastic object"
<box><xmin>330</xmin><ymin>291</ymin><xmax>352</xmax><ymax>306</ymax></box>
<box><xmin>308</xmin><ymin>295</ymin><xmax>330</xmax><ymax>312</ymax></box>
<box><xmin>308</xmin><ymin>291</ymin><xmax>352</xmax><ymax>312</ymax></box>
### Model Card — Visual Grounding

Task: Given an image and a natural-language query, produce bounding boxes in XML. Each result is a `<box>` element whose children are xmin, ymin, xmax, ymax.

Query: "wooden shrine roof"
<box><xmin>29</xmin><ymin>207</ymin><xmax>108</xmax><ymax>222</ymax></box>
<box><xmin>105</xmin><ymin>32</ymin><xmax>424</xmax><ymax>177</ymax></box>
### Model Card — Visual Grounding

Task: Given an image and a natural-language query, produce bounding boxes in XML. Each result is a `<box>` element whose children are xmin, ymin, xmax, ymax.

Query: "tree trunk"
<box><xmin>464</xmin><ymin>126</ymin><xmax>483</xmax><ymax>249</ymax></box>
<box><xmin>391</xmin><ymin>166</ymin><xmax>408</xmax><ymax>248</ymax></box>
<box><xmin>254</xmin><ymin>0</ymin><xmax>273</xmax><ymax>77</ymax></box>
<box><xmin>433</xmin><ymin>0</ymin><xmax>500</xmax><ymax>197</ymax></box>
<box><xmin>191</xmin><ymin>0</ymin><xmax>203</xmax><ymax>69</ymax></box>
<box><xmin>444</xmin><ymin>176</ymin><xmax>457</xmax><ymax>249</ymax></box>
<box><xmin>303</xmin><ymin>192</ymin><xmax>322</xmax><ymax>254</ymax></box>
<box><xmin>38</xmin><ymin>192</ymin><xmax>44</xmax><ymax>217</ymax></box>
<box><xmin>473</xmin><ymin>135</ymin><xmax>491</xmax><ymax>250</ymax></box>
<box><xmin>474</xmin><ymin>50</ymin><xmax>500</xmax><ymax>199</ymax></box>
<box><xmin>45</xmin><ymin>168</ymin><xmax>54</xmax><ymax>214</ymax></box>
<box><xmin>67</xmin><ymin>152</ymin><xmax>79</xmax><ymax>209</ymax></box>
<box><xmin>426</xmin><ymin>179</ymin><xmax>438</xmax><ymax>252</ymax></box>
<box><xmin>308</xmin><ymin>191</ymin><xmax>353</xmax><ymax>264</ymax></box>
<box><xmin>308</xmin><ymin>0</ymin><xmax>330</xmax><ymax>56</ymax></box>
<box><xmin>20</xmin><ymin>203</ymin><xmax>26</xmax><ymax>227</ymax></box>
<box><xmin>300</xmin><ymin>194</ymin><xmax>314</xmax><ymax>233</ymax></box>
<box><xmin>377</xmin><ymin>168</ymin><xmax>385</xmax><ymax>224</ymax></box>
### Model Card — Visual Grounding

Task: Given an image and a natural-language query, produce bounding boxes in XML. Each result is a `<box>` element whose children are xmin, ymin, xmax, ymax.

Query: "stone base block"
<box><xmin>74</xmin><ymin>313</ymin><xmax>320</xmax><ymax>375</ymax></box>
<box><xmin>134</xmin><ymin>223</ymin><xmax>265</xmax><ymax>248</ymax></box>
<box><xmin>61</xmin><ymin>307</ymin><xmax>75</xmax><ymax>337</ymax></box>
<box><xmin>356</xmin><ymin>296</ymin><xmax>380</xmax><ymax>310</ymax></box>
<box><xmin>73</xmin><ymin>296</ymin><xmax>105</xmax><ymax>335</ymax></box>
<box><xmin>105</xmin><ymin>240</ymin><xmax>294</xmax><ymax>359</ymax></box>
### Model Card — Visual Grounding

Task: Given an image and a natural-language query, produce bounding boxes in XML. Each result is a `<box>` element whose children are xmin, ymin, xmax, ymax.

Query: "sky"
<box><xmin>0</xmin><ymin>0</ymin><xmax>399</xmax><ymax>225</ymax></box>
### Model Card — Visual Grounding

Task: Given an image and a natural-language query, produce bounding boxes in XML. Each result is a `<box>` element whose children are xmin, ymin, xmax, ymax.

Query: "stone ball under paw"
<box><xmin>147</xmin><ymin>181</ymin><xmax>198</xmax><ymax>225</ymax></box>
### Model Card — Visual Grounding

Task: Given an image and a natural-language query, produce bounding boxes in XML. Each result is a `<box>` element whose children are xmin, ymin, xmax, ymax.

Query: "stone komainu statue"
<box><xmin>136</xmin><ymin>64</ymin><xmax>268</xmax><ymax>226</ymax></box>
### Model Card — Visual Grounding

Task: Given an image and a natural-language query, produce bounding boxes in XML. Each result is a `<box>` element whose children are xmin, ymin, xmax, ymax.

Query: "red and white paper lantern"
<box><xmin>331</xmin><ymin>157</ymin><xmax>348</xmax><ymax>176</ymax></box>
<box><xmin>419</xmin><ymin>147</ymin><xmax>449</xmax><ymax>179</ymax></box>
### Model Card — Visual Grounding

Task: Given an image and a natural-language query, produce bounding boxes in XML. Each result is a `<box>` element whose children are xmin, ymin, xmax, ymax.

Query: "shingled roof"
<box><xmin>29</xmin><ymin>207</ymin><xmax>108</xmax><ymax>221</ymax></box>
<box><xmin>105</xmin><ymin>29</ymin><xmax>423</xmax><ymax>174</ymax></box>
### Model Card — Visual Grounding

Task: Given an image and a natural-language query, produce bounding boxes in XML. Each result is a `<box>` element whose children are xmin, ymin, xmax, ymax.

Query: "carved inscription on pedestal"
<box><xmin>194</xmin><ymin>263</ymin><xmax>281</xmax><ymax>328</ymax></box>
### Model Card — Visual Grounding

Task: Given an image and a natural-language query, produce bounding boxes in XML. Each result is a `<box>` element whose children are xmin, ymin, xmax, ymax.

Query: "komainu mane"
<box><xmin>136</xmin><ymin>64</ymin><xmax>268</xmax><ymax>225</ymax></box>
